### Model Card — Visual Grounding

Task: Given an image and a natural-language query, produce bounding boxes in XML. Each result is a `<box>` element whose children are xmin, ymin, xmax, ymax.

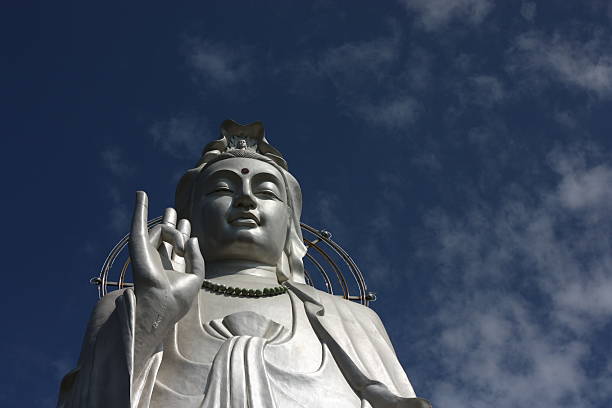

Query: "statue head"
<box><xmin>175</xmin><ymin>120</ymin><xmax>307</xmax><ymax>283</ymax></box>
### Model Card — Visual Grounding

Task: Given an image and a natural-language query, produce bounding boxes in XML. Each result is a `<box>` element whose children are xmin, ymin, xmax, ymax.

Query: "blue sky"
<box><xmin>2</xmin><ymin>1</ymin><xmax>612</xmax><ymax>407</ymax></box>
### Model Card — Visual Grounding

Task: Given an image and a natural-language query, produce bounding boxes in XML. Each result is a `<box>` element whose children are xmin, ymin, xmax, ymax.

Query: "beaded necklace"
<box><xmin>202</xmin><ymin>279</ymin><xmax>288</xmax><ymax>298</ymax></box>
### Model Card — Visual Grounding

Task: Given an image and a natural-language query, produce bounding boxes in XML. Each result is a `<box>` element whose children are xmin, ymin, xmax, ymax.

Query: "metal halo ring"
<box><xmin>92</xmin><ymin>217</ymin><xmax>375</xmax><ymax>306</ymax></box>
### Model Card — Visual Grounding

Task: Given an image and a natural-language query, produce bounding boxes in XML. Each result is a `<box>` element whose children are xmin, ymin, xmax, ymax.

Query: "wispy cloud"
<box><xmin>355</xmin><ymin>96</ymin><xmax>421</xmax><ymax>130</ymax></box>
<box><xmin>398</xmin><ymin>0</ymin><xmax>493</xmax><ymax>30</ymax></box>
<box><xmin>5</xmin><ymin>347</ymin><xmax>74</xmax><ymax>407</ymax></box>
<box><xmin>520</xmin><ymin>1</ymin><xmax>537</xmax><ymax>22</ymax></box>
<box><xmin>184</xmin><ymin>39</ymin><xmax>252</xmax><ymax>88</ymax></box>
<box><xmin>100</xmin><ymin>147</ymin><xmax>135</xmax><ymax>233</ymax></box>
<box><xmin>149</xmin><ymin>113</ymin><xmax>210</xmax><ymax>159</ymax></box>
<box><xmin>509</xmin><ymin>29</ymin><xmax>612</xmax><ymax>98</ymax></box>
<box><xmin>357</xmin><ymin>171</ymin><xmax>411</xmax><ymax>287</ymax></box>
<box><xmin>307</xmin><ymin>171</ymin><xmax>411</xmax><ymax>292</ymax></box>
<box><xmin>108</xmin><ymin>186</ymin><xmax>129</xmax><ymax>234</ymax></box>
<box><xmin>312</xmin><ymin>191</ymin><xmax>347</xmax><ymax>239</ymax></box>
<box><xmin>450</xmin><ymin>74</ymin><xmax>508</xmax><ymax>115</ymax></box>
<box><xmin>467</xmin><ymin>75</ymin><xmax>507</xmax><ymax>105</ymax></box>
<box><xmin>415</xmin><ymin>145</ymin><xmax>612</xmax><ymax>407</ymax></box>
<box><xmin>290</xmin><ymin>26</ymin><xmax>426</xmax><ymax>131</ymax></box>
<box><xmin>100</xmin><ymin>147</ymin><xmax>134</xmax><ymax>177</ymax></box>
<box><xmin>553</xmin><ymin>147</ymin><xmax>612</xmax><ymax>219</ymax></box>
<box><xmin>318</xmin><ymin>31</ymin><xmax>400</xmax><ymax>84</ymax></box>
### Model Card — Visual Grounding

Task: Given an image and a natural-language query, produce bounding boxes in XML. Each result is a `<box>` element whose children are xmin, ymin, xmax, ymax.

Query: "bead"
<box><xmin>202</xmin><ymin>282</ymin><xmax>287</xmax><ymax>297</ymax></box>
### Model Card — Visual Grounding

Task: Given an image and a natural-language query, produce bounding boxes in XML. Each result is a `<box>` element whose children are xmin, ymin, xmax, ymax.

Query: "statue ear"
<box><xmin>276</xmin><ymin>252</ymin><xmax>291</xmax><ymax>283</ymax></box>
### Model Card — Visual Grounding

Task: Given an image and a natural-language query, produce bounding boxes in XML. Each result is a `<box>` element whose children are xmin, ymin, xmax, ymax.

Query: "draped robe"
<box><xmin>58</xmin><ymin>281</ymin><xmax>430</xmax><ymax>408</ymax></box>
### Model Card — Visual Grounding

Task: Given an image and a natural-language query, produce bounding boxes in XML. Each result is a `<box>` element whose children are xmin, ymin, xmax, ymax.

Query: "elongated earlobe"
<box><xmin>276</xmin><ymin>251</ymin><xmax>291</xmax><ymax>283</ymax></box>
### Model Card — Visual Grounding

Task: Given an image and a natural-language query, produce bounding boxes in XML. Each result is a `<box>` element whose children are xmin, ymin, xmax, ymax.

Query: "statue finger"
<box><xmin>148</xmin><ymin>224</ymin><xmax>162</xmax><ymax>248</ymax></box>
<box><xmin>184</xmin><ymin>237</ymin><xmax>205</xmax><ymax>280</ymax></box>
<box><xmin>159</xmin><ymin>225</ymin><xmax>186</xmax><ymax>256</ymax></box>
<box><xmin>162</xmin><ymin>207</ymin><xmax>177</xmax><ymax>228</ymax></box>
<box><xmin>129</xmin><ymin>191</ymin><xmax>157</xmax><ymax>275</ymax></box>
<box><xmin>177</xmin><ymin>219</ymin><xmax>191</xmax><ymax>239</ymax></box>
<box><xmin>172</xmin><ymin>219</ymin><xmax>191</xmax><ymax>263</ymax></box>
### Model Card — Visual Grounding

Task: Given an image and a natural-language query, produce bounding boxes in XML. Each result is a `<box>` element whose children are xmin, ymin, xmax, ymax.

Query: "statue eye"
<box><xmin>208</xmin><ymin>185</ymin><xmax>233</xmax><ymax>195</ymax></box>
<box><xmin>255</xmin><ymin>190</ymin><xmax>280</xmax><ymax>200</ymax></box>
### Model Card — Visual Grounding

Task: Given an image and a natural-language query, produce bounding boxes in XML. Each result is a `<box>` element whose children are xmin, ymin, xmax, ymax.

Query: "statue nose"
<box><xmin>234</xmin><ymin>189</ymin><xmax>256</xmax><ymax>209</ymax></box>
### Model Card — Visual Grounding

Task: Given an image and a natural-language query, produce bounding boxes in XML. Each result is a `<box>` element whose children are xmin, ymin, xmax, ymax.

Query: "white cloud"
<box><xmin>356</xmin><ymin>96</ymin><xmax>421</xmax><ymax>130</ymax></box>
<box><xmin>416</xmin><ymin>146</ymin><xmax>612</xmax><ymax>407</ymax></box>
<box><xmin>509</xmin><ymin>30</ymin><xmax>612</xmax><ymax>98</ymax></box>
<box><xmin>100</xmin><ymin>148</ymin><xmax>135</xmax><ymax>234</ymax></box>
<box><xmin>149</xmin><ymin>114</ymin><xmax>210</xmax><ymax>159</ymax></box>
<box><xmin>469</xmin><ymin>75</ymin><xmax>506</xmax><ymax>104</ymax></box>
<box><xmin>398</xmin><ymin>0</ymin><xmax>493</xmax><ymax>30</ymax></box>
<box><xmin>108</xmin><ymin>186</ymin><xmax>129</xmax><ymax>234</ymax></box>
<box><xmin>100</xmin><ymin>147</ymin><xmax>134</xmax><ymax>177</ymax></box>
<box><xmin>316</xmin><ymin>27</ymin><xmax>402</xmax><ymax>97</ymax></box>
<box><xmin>557</xmin><ymin>164</ymin><xmax>612</xmax><ymax>213</ymax></box>
<box><xmin>293</xmin><ymin>26</ymin><xmax>426</xmax><ymax>130</ymax></box>
<box><xmin>319</xmin><ymin>33</ymin><xmax>400</xmax><ymax>83</ymax></box>
<box><xmin>452</xmin><ymin>74</ymin><xmax>508</xmax><ymax>113</ymax></box>
<box><xmin>411</xmin><ymin>151</ymin><xmax>442</xmax><ymax>172</ymax></box>
<box><xmin>553</xmin><ymin>110</ymin><xmax>578</xmax><ymax>129</ymax></box>
<box><xmin>185</xmin><ymin>39</ymin><xmax>252</xmax><ymax>87</ymax></box>
<box><xmin>520</xmin><ymin>1</ymin><xmax>537</xmax><ymax>22</ymax></box>
<box><xmin>312</xmin><ymin>191</ymin><xmax>347</xmax><ymax>240</ymax></box>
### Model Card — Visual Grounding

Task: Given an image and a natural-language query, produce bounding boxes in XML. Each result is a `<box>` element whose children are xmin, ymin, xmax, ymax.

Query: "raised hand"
<box><xmin>128</xmin><ymin>191</ymin><xmax>205</xmax><ymax>356</ymax></box>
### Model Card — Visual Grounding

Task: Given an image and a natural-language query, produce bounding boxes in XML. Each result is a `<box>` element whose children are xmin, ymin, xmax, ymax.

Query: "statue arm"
<box><xmin>57</xmin><ymin>289</ymin><xmax>127</xmax><ymax>407</ymax></box>
<box><xmin>58</xmin><ymin>193</ymin><xmax>205</xmax><ymax>408</ymax></box>
<box><xmin>58</xmin><ymin>287</ymin><xmax>170</xmax><ymax>408</ymax></box>
<box><xmin>341</xmin><ymin>303</ymin><xmax>432</xmax><ymax>408</ymax></box>
<box><xmin>289</xmin><ymin>283</ymin><xmax>431</xmax><ymax>407</ymax></box>
<box><xmin>59</xmin><ymin>289</ymin><xmax>141</xmax><ymax>408</ymax></box>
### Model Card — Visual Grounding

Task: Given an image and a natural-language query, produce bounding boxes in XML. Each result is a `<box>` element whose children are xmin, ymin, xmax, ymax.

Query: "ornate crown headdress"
<box><xmin>196</xmin><ymin>120</ymin><xmax>288</xmax><ymax>170</ymax></box>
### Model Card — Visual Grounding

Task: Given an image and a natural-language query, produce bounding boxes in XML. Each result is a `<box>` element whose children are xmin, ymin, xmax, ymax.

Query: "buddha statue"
<box><xmin>57</xmin><ymin>120</ymin><xmax>431</xmax><ymax>408</ymax></box>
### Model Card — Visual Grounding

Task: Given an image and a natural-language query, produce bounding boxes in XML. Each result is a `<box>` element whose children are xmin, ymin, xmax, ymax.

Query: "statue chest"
<box><xmin>152</xmin><ymin>289</ymin><xmax>361</xmax><ymax>407</ymax></box>
<box><xmin>199</xmin><ymin>289</ymin><xmax>294</xmax><ymax>331</ymax></box>
<box><xmin>163</xmin><ymin>289</ymin><xmax>324</xmax><ymax>373</ymax></box>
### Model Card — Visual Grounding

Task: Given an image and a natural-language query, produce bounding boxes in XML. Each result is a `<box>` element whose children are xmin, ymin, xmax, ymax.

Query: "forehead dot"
<box><xmin>241</xmin><ymin>168</ymin><xmax>249</xmax><ymax>174</ymax></box>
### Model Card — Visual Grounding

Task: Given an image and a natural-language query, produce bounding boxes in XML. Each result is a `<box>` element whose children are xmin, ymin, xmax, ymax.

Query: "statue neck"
<box><xmin>204</xmin><ymin>260</ymin><xmax>279</xmax><ymax>284</ymax></box>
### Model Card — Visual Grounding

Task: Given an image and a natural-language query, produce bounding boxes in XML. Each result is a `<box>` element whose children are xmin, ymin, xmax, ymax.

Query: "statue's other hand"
<box><xmin>129</xmin><ymin>191</ymin><xmax>205</xmax><ymax>331</ymax></box>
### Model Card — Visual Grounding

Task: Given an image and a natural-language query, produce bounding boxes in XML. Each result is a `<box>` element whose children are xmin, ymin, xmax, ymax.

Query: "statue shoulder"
<box><xmin>331</xmin><ymin>295</ymin><xmax>398</xmax><ymax>355</ymax></box>
<box><xmin>291</xmin><ymin>283</ymin><xmax>399</xmax><ymax>358</ymax></box>
<box><xmin>91</xmin><ymin>289</ymin><xmax>132</xmax><ymax>322</ymax></box>
<box><xmin>295</xmin><ymin>283</ymin><xmax>384</xmax><ymax>323</ymax></box>
<box><xmin>82</xmin><ymin>289</ymin><xmax>134</xmax><ymax>348</ymax></box>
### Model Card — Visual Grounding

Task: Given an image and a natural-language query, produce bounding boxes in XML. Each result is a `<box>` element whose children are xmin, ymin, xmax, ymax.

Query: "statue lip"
<box><xmin>228</xmin><ymin>212</ymin><xmax>260</xmax><ymax>226</ymax></box>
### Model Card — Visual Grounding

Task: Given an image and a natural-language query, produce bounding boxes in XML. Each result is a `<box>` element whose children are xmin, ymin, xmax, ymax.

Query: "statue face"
<box><xmin>191</xmin><ymin>157</ymin><xmax>289</xmax><ymax>265</ymax></box>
